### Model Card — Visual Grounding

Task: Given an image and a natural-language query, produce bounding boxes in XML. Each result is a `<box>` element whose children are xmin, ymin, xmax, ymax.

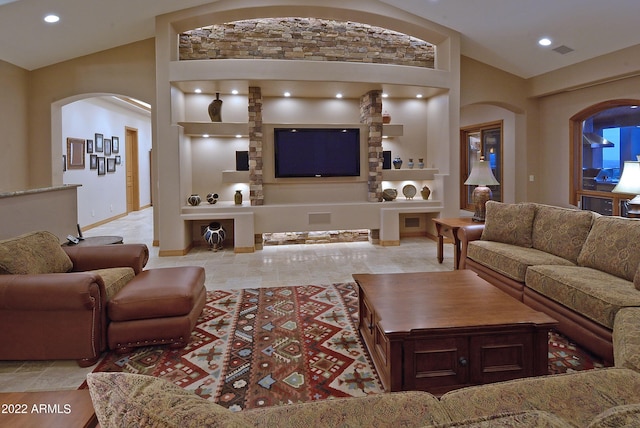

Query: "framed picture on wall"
<box><xmin>115</xmin><ymin>155</ymin><xmax>121</xmax><ymax>165</ymax></box>
<box><xmin>95</xmin><ymin>133</ymin><xmax>104</xmax><ymax>152</ymax></box>
<box><xmin>107</xmin><ymin>157</ymin><xmax>116</xmax><ymax>172</ymax></box>
<box><xmin>90</xmin><ymin>154</ymin><xmax>98</xmax><ymax>169</ymax></box>
<box><xmin>112</xmin><ymin>136</ymin><xmax>119</xmax><ymax>153</ymax></box>
<box><xmin>66</xmin><ymin>137</ymin><xmax>85</xmax><ymax>169</ymax></box>
<box><xmin>97</xmin><ymin>156</ymin><xmax>106</xmax><ymax>175</ymax></box>
<box><xmin>87</xmin><ymin>139</ymin><xmax>94</xmax><ymax>153</ymax></box>
<box><xmin>104</xmin><ymin>138</ymin><xmax>111</xmax><ymax>156</ymax></box>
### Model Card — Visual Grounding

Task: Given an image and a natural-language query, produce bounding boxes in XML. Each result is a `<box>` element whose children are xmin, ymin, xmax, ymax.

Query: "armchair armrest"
<box><xmin>63</xmin><ymin>244</ymin><xmax>149</xmax><ymax>274</ymax></box>
<box><xmin>457</xmin><ymin>224</ymin><xmax>485</xmax><ymax>269</ymax></box>
<box><xmin>0</xmin><ymin>272</ymin><xmax>104</xmax><ymax>311</ymax></box>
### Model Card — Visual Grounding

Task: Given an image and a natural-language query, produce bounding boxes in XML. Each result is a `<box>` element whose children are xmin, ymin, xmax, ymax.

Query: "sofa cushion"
<box><xmin>467</xmin><ymin>241</ymin><xmax>574</xmax><ymax>282</ymax></box>
<box><xmin>588</xmin><ymin>404</ymin><xmax>640</xmax><ymax>428</ymax></box>
<box><xmin>90</xmin><ymin>267</ymin><xmax>135</xmax><ymax>301</ymax></box>
<box><xmin>481</xmin><ymin>201</ymin><xmax>536</xmax><ymax>248</ymax></box>
<box><xmin>0</xmin><ymin>231</ymin><xmax>72</xmax><ymax>275</ymax></box>
<box><xmin>532</xmin><ymin>204</ymin><xmax>595</xmax><ymax>264</ymax></box>
<box><xmin>86</xmin><ymin>372</ymin><xmax>253</xmax><ymax>428</ymax></box>
<box><xmin>426</xmin><ymin>411</ymin><xmax>572</xmax><ymax>427</ymax></box>
<box><xmin>578</xmin><ymin>216</ymin><xmax>640</xmax><ymax>281</ymax></box>
<box><xmin>525</xmin><ymin>265</ymin><xmax>640</xmax><ymax>329</ymax></box>
<box><xmin>613</xmin><ymin>307</ymin><xmax>640</xmax><ymax>372</ymax></box>
<box><xmin>439</xmin><ymin>368</ymin><xmax>640</xmax><ymax>428</ymax></box>
<box><xmin>247</xmin><ymin>390</ymin><xmax>451</xmax><ymax>427</ymax></box>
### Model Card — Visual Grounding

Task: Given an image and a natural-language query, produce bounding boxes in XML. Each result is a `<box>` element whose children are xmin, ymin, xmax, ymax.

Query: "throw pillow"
<box><xmin>578</xmin><ymin>216</ymin><xmax>640</xmax><ymax>281</ymax></box>
<box><xmin>86</xmin><ymin>372</ymin><xmax>253</xmax><ymax>428</ymax></box>
<box><xmin>481</xmin><ymin>201</ymin><xmax>536</xmax><ymax>248</ymax></box>
<box><xmin>0</xmin><ymin>231</ymin><xmax>73</xmax><ymax>275</ymax></box>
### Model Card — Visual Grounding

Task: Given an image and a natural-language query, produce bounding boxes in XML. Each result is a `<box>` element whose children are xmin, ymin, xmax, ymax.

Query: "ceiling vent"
<box><xmin>553</xmin><ymin>45</ymin><xmax>574</xmax><ymax>55</ymax></box>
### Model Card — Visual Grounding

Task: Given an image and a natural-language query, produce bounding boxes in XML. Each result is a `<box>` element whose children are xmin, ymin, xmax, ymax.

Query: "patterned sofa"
<box><xmin>87</xmin><ymin>367</ymin><xmax>640</xmax><ymax>427</ymax></box>
<box><xmin>457</xmin><ymin>201</ymin><xmax>640</xmax><ymax>364</ymax></box>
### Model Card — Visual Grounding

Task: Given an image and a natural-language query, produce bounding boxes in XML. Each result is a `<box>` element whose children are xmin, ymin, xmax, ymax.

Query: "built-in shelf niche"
<box><xmin>382</xmin><ymin>168</ymin><xmax>437</xmax><ymax>181</ymax></box>
<box><xmin>382</xmin><ymin>124</ymin><xmax>403</xmax><ymax>137</ymax></box>
<box><xmin>222</xmin><ymin>170</ymin><xmax>250</xmax><ymax>183</ymax></box>
<box><xmin>178</xmin><ymin>121</ymin><xmax>248</xmax><ymax>137</ymax></box>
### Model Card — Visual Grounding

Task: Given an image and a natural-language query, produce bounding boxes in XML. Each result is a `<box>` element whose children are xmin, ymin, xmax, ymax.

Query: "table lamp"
<box><xmin>612</xmin><ymin>160</ymin><xmax>640</xmax><ymax>218</ymax></box>
<box><xmin>464</xmin><ymin>157</ymin><xmax>500</xmax><ymax>222</ymax></box>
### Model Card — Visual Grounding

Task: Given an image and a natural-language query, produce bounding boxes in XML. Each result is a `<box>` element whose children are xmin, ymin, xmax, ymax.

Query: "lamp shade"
<box><xmin>612</xmin><ymin>161</ymin><xmax>640</xmax><ymax>194</ymax></box>
<box><xmin>464</xmin><ymin>159</ymin><xmax>500</xmax><ymax>186</ymax></box>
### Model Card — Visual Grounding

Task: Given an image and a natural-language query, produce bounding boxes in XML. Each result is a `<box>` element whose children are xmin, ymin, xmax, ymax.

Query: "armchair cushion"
<box><xmin>0</xmin><ymin>231</ymin><xmax>72</xmax><ymax>275</ymax></box>
<box><xmin>91</xmin><ymin>267</ymin><xmax>136</xmax><ymax>300</ymax></box>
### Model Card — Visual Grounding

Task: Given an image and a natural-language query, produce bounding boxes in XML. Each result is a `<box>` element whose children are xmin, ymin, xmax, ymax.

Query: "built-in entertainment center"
<box><xmin>154</xmin><ymin>4</ymin><xmax>460</xmax><ymax>255</ymax></box>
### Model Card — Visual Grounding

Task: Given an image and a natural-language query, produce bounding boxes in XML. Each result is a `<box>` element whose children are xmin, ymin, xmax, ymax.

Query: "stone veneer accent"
<box><xmin>360</xmin><ymin>90</ymin><xmax>383</xmax><ymax>202</ymax></box>
<box><xmin>248</xmin><ymin>87</ymin><xmax>264</xmax><ymax>206</ymax></box>
<box><xmin>179</xmin><ymin>18</ymin><xmax>435</xmax><ymax>68</ymax></box>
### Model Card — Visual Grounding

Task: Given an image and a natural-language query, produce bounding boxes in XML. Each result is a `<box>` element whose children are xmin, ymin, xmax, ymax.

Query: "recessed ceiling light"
<box><xmin>538</xmin><ymin>38</ymin><xmax>552</xmax><ymax>47</ymax></box>
<box><xmin>336</xmin><ymin>93</ymin><xmax>343</xmax><ymax>98</ymax></box>
<box><xmin>283</xmin><ymin>92</ymin><xmax>291</xmax><ymax>97</ymax></box>
<box><xmin>631</xmin><ymin>105</ymin><xmax>638</xmax><ymax>109</ymax></box>
<box><xmin>235</xmin><ymin>134</ymin><xmax>242</xmax><ymax>138</ymax></box>
<box><xmin>194</xmin><ymin>88</ymin><xmax>202</xmax><ymax>94</ymax></box>
<box><xmin>203</xmin><ymin>134</ymin><xmax>210</xmax><ymax>138</ymax></box>
<box><xmin>382</xmin><ymin>93</ymin><xmax>389</xmax><ymax>98</ymax></box>
<box><xmin>44</xmin><ymin>14</ymin><xmax>60</xmax><ymax>23</ymax></box>
<box><xmin>231</xmin><ymin>89</ymin><xmax>239</xmax><ymax>95</ymax></box>
<box><xmin>416</xmin><ymin>94</ymin><xmax>423</xmax><ymax>98</ymax></box>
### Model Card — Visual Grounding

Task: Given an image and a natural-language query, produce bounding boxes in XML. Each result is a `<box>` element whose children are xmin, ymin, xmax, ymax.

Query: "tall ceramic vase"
<box><xmin>208</xmin><ymin>93</ymin><xmax>223</xmax><ymax>122</ymax></box>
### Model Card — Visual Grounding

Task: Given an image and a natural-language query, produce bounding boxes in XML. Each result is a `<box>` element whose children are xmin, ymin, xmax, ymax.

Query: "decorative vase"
<box><xmin>203</xmin><ymin>222</ymin><xmax>226</xmax><ymax>252</ymax></box>
<box><xmin>206</xmin><ymin>193</ymin><xmax>219</xmax><ymax>204</ymax></box>
<box><xmin>208</xmin><ymin>92</ymin><xmax>223</xmax><ymax>122</ymax></box>
<box><xmin>382</xmin><ymin>111</ymin><xmax>391</xmax><ymax>124</ymax></box>
<box><xmin>382</xmin><ymin>188</ymin><xmax>398</xmax><ymax>201</ymax></box>
<box><xmin>393</xmin><ymin>156</ymin><xmax>403</xmax><ymax>169</ymax></box>
<box><xmin>234</xmin><ymin>190</ymin><xmax>243</xmax><ymax>205</ymax></box>
<box><xmin>407</xmin><ymin>158</ymin><xmax>414</xmax><ymax>169</ymax></box>
<box><xmin>187</xmin><ymin>194</ymin><xmax>201</xmax><ymax>206</ymax></box>
<box><xmin>421</xmin><ymin>186</ymin><xmax>431</xmax><ymax>200</ymax></box>
<box><xmin>418</xmin><ymin>158</ymin><xmax>425</xmax><ymax>169</ymax></box>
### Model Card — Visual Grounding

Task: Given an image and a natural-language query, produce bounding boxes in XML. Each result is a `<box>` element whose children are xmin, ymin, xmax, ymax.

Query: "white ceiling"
<box><xmin>1</xmin><ymin>0</ymin><xmax>640</xmax><ymax>78</ymax></box>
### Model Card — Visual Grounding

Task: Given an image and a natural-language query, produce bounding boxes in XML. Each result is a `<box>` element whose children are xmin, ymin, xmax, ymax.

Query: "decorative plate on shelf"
<box><xmin>402</xmin><ymin>184</ymin><xmax>417</xmax><ymax>199</ymax></box>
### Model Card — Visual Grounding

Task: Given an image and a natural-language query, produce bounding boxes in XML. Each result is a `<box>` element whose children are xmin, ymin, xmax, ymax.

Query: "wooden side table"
<box><xmin>432</xmin><ymin>217</ymin><xmax>477</xmax><ymax>269</ymax></box>
<box><xmin>0</xmin><ymin>390</ymin><xmax>98</xmax><ymax>428</ymax></box>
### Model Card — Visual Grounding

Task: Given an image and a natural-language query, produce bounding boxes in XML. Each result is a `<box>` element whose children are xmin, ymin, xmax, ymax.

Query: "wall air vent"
<box><xmin>553</xmin><ymin>45</ymin><xmax>574</xmax><ymax>55</ymax></box>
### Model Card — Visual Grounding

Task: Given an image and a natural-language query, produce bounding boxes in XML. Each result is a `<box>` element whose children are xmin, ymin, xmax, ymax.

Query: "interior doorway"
<box><xmin>125</xmin><ymin>126</ymin><xmax>140</xmax><ymax>212</ymax></box>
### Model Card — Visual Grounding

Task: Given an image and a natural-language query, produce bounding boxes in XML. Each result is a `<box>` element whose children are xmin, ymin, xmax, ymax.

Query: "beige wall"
<box><xmin>0</xmin><ymin>60</ymin><xmax>29</xmax><ymax>191</ymax></box>
<box><xmin>27</xmin><ymin>39</ymin><xmax>156</xmax><ymax>188</ymax></box>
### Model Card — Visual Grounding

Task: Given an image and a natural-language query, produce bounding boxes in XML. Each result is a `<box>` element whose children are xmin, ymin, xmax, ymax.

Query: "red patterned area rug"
<box><xmin>84</xmin><ymin>283</ymin><xmax>384</xmax><ymax>411</ymax></box>
<box><xmin>84</xmin><ymin>283</ymin><xmax>605</xmax><ymax>410</ymax></box>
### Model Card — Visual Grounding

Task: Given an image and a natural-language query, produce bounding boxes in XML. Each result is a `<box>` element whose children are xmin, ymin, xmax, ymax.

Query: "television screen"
<box><xmin>274</xmin><ymin>128</ymin><xmax>361</xmax><ymax>178</ymax></box>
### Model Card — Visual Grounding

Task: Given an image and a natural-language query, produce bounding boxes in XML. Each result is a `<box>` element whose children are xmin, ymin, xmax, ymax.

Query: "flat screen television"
<box><xmin>274</xmin><ymin>127</ymin><xmax>361</xmax><ymax>178</ymax></box>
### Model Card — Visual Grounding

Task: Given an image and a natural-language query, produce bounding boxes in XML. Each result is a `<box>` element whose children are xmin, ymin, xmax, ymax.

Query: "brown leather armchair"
<box><xmin>0</xmin><ymin>233</ymin><xmax>148</xmax><ymax>367</ymax></box>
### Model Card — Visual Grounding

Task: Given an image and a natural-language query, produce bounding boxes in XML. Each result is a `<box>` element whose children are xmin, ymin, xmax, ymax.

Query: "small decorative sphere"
<box><xmin>206</xmin><ymin>193</ymin><xmax>219</xmax><ymax>204</ymax></box>
<box><xmin>187</xmin><ymin>194</ymin><xmax>201</xmax><ymax>206</ymax></box>
<box><xmin>203</xmin><ymin>222</ymin><xmax>226</xmax><ymax>251</ymax></box>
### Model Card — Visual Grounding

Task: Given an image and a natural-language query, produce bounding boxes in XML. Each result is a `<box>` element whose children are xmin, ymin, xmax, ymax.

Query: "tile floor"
<box><xmin>0</xmin><ymin>207</ymin><xmax>454</xmax><ymax>392</ymax></box>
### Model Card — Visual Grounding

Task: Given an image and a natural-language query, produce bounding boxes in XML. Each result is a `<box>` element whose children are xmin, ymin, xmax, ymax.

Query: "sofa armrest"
<box><xmin>0</xmin><ymin>272</ymin><xmax>104</xmax><ymax>311</ymax></box>
<box><xmin>457</xmin><ymin>224</ymin><xmax>485</xmax><ymax>269</ymax></box>
<box><xmin>63</xmin><ymin>244</ymin><xmax>149</xmax><ymax>274</ymax></box>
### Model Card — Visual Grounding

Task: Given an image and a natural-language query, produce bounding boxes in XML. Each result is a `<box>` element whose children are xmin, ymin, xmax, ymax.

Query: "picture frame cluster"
<box><xmin>65</xmin><ymin>132</ymin><xmax>121</xmax><ymax>176</ymax></box>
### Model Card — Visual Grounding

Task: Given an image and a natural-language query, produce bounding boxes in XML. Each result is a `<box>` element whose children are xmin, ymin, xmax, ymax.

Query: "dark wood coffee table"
<box><xmin>353</xmin><ymin>270</ymin><xmax>558</xmax><ymax>395</ymax></box>
<box><xmin>0</xmin><ymin>390</ymin><xmax>97</xmax><ymax>427</ymax></box>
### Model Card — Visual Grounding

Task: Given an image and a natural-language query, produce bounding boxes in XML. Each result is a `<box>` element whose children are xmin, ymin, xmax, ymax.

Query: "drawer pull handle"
<box><xmin>458</xmin><ymin>357</ymin><xmax>468</xmax><ymax>366</ymax></box>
